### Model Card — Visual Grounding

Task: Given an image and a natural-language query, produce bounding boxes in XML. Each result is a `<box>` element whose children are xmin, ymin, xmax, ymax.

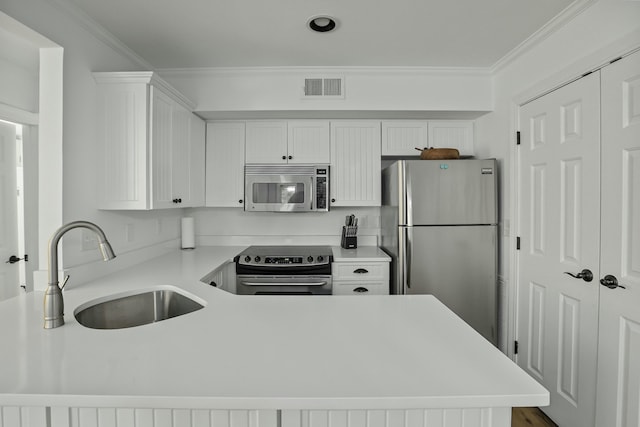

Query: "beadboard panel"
<box><xmin>37</xmin><ymin>408</ymin><xmax>278</xmax><ymax>427</ymax></box>
<box><xmin>0</xmin><ymin>406</ymin><xmax>47</xmax><ymax>427</ymax></box>
<box><xmin>281</xmin><ymin>408</ymin><xmax>511</xmax><ymax>427</ymax></box>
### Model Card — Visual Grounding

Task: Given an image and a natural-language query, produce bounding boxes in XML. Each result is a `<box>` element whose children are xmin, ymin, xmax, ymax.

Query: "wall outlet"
<box><xmin>81</xmin><ymin>229</ymin><xmax>98</xmax><ymax>251</ymax></box>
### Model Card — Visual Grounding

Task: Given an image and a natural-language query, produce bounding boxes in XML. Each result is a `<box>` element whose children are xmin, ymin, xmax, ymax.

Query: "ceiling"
<box><xmin>67</xmin><ymin>0</ymin><xmax>576</xmax><ymax>69</ymax></box>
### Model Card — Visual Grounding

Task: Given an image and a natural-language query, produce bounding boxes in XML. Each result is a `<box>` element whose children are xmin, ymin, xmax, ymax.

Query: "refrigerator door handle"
<box><xmin>405</xmin><ymin>227</ymin><xmax>412</xmax><ymax>291</ymax></box>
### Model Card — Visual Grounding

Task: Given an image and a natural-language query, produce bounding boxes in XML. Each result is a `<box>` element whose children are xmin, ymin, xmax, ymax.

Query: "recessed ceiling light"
<box><xmin>307</xmin><ymin>15</ymin><xmax>337</xmax><ymax>33</ymax></box>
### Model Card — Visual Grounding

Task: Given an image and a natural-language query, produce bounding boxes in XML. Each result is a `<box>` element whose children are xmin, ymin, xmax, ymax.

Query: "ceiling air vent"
<box><xmin>303</xmin><ymin>77</ymin><xmax>345</xmax><ymax>99</ymax></box>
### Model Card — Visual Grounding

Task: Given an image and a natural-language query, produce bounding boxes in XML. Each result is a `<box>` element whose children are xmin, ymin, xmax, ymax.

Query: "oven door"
<box><xmin>236</xmin><ymin>275</ymin><xmax>332</xmax><ymax>295</ymax></box>
<box><xmin>245</xmin><ymin>174</ymin><xmax>314</xmax><ymax>212</ymax></box>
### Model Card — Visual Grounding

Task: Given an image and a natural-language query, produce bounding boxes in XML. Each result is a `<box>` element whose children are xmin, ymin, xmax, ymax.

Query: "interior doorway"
<box><xmin>0</xmin><ymin>119</ymin><xmax>23</xmax><ymax>300</ymax></box>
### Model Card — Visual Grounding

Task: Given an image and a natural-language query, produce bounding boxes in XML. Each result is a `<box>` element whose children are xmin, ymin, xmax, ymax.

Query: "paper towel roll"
<box><xmin>181</xmin><ymin>217</ymin><xmax>195</xmax><ymax>249</ymax></box>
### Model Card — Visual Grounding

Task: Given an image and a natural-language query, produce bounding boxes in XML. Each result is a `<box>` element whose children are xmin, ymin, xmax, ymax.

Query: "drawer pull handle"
<box><xmin>353</xmin><ymin>287</ymin><xmax>369</xmax><ymax>293</ymax></box>
<box><xmin>353</xmin><ymin>268</ymin><xmax>369</xmax><ymax>274</ymax></box>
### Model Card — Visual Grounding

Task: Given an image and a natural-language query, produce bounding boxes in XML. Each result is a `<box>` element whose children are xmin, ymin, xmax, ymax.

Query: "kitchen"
<box><xmin>0</xmin><ymin>0</ymin><xmax>639</xmax><ymax>426</ymax></box>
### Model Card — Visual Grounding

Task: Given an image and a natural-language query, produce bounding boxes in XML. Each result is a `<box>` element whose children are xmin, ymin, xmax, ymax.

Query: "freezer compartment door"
<box><xmin>404</xmin><ymin>159</ymin><xmax>497</xmax><ymax>225</ymax></box>
<box><xmin>406</xmin><ymin>225</ymin><xmax>497</xmax><ymax>345</ymax></box>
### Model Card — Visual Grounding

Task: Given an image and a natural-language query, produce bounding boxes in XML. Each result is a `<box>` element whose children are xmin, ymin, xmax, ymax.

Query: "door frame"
<box><xmin>507</xmin><ymin>31</ymin><xmax>640</xmax><ymax>360</ymax></box>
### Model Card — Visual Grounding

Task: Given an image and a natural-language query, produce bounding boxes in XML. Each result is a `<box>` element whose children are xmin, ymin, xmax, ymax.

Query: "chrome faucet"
<box><xmin>44</xmin><ymin>221</ymin><xmax>116</xmax><ymax>329</ymax></box>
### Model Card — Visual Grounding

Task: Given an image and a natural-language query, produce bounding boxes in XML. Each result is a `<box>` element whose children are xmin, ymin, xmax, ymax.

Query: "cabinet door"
<box><xmin>170</xmin><ymin>102</ymin><xmax>191</xmax><ymax>207</ymax></box>
<box><xmin>428</xmin><ymin>120</ymin><xmax>474</xmax><ymax>156</ymax></box>
<box><xmin>245</xmin><ymin>121</ymin><xmax>287</xmax><ymax>164</ymax></box>
<box><xmin>206</xmin><ymin>122</ymin><xmax>246</xmax><ymax>207</ymax></box>
<box><xmin>96</xmin><ymin>83</ymin><xmax>150</xmax><ymax>209</ymax></box>
<box><xmin>184</xmin><ymin>114</ymin><xmax>205</xmax><ymax>207</ymax></box>
<box><xmin>381</xmin><ymin>120</ymin><xmax>428</xmax><ymax>156</ymax></box>
<box><xmin>330</xmin><ymin>121</ymin><xmax>381</xmax><ymax>206</ymax></box>
<box><xmin>150</xmin><ymin>87</ymin><xmax>176</xmax><ymax>209</ymax></box>
<box><xmin>287</xmin><ymin>120</ymin><xmax>330</xmax><ymax>163</ymax></box>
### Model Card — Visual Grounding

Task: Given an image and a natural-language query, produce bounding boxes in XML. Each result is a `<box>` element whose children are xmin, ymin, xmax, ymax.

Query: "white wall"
<box><xmin>1</xmin><ymin>0</ymin><xmax>185</xmax><ymax>289</ymax></box>
<box><xmin>475</xmin><ymin>0</ymin><xmax>640</xmax><ymax>352</ymax></box>
<box><xmin>160</xmin><ymin>68</ymin><xmax>493</xmax><ymax>115</ymax></box>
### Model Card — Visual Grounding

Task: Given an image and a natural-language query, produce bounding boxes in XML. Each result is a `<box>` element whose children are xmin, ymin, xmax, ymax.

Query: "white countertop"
<box><xmin>0</xmin><ymin>246</ymin><xmax>547</xmax><ymax>409</ymax></box>
<box><xmin>331</xmin><ymin>246</ymin><xmax>391</xmax><ymax>262</ymax></box>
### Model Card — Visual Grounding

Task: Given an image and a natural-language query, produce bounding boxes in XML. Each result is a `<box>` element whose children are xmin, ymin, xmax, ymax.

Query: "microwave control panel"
<box><xmin>316</xmin><ymin>167</ymin><xmax>328</xmax><ymax>211</ymax></box>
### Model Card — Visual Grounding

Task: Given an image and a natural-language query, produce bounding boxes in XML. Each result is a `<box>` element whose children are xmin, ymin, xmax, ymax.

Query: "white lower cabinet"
<box><xmin>1</xmin><ymin>407</ymin><xmax>512</xmax><ymax>427</ymax></box>
<box><xmin>201</xmin><ymin>260</ymin><xmax>237</xmax><ymax>294</ymax></box>
<box><xmin>332</xmin><ymin>262</ymin><xmax>389</xmax><ymax>295</ymax></box>
<box><xmin>41</xmin><ymin>408</ymin><xmax>278</xmax><ymax>427</ymax></box>
<box><xmin>281</xmin><ymin>408</ymin><xmax>511</xmax><ymax>427</ymax></box>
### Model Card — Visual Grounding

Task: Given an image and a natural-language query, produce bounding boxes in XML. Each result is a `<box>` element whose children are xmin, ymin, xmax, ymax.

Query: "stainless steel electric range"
<box><xmin>234</xmin><ymin>246</ymin><xmax>333</xmax><ymax>295</ymax></box>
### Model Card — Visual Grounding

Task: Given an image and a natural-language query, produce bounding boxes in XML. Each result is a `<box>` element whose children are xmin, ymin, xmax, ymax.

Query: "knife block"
<box><xmin>340</xmin><ymin>226</ymin><xmax>357</xmax><ymax>249</ymax></box>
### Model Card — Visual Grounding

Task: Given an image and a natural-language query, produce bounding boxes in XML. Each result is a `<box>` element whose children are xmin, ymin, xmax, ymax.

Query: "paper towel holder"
<box><xmin>181</xmin><ymin>217</ymin><xmax>195</xmax><ymax>250</ymax></box>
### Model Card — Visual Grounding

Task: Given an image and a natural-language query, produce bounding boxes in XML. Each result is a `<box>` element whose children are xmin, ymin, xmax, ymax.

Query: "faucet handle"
<box><xmin>60</xmin><ymin>275</ymin><xmax>70</xmax><ymax>291</ymax></box>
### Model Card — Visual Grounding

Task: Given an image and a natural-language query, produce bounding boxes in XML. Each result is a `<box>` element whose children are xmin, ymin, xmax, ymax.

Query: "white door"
<box><xmin>0</xmin><ymin>121</ymin><xmax>19</xmax><ymax>301</ymax></box>
<box><xmin>596</xmin><ymin>50</ymin><xmax>640</xmax><ymax>427</ymax></box>
<box><xmin>517</xmin><ymin>72</ymin><xmax>601</xmax><ymax>427</ymax></box>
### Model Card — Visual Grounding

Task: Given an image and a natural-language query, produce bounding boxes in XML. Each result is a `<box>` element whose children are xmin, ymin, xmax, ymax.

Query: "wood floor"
<box><xmin>512</xmin><ymin>407</ymin><xmax>557</xmax><ymax>427</ymax></box>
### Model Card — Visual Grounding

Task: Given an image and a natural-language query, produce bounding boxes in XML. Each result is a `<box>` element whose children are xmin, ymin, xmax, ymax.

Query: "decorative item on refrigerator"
<box><xmin>181</xmin><ymin>217</ymin><xmax>195</xmax><ymax>249</ymax></box>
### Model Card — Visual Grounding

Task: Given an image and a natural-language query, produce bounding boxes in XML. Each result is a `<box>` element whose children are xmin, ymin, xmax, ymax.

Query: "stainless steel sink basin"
<box><xmin>74</xmin><ymin>288</ymin><xmax>205</xmax><ymax>329</ymax></box>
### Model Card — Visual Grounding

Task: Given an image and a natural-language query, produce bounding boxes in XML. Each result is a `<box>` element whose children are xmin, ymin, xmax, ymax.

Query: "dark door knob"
<box><xmin>6</xmin><ymin>255</ymin><xmax>26</xmax><ymax>264</ymax></box>
<box><xmin>238</xmin><ymin>199</ymin><xmax>243</xmax><ymax>204</ymax></box>
<box><xmin>600</xmin><ymin>275</ymin><xmax>626</xmax><ymax>289</ymax></box>
<box><xmin>282</xmin><ymin>155</ymin><xmax>286</xmax><ymax>160</ymax></box>
<box><xmin>564</xmin><ymin>269</ymin><xmax>593</xmax><ymax>282</ymax></box>
<box><xmin>288</xmin><ymin>155</ymin><xmax>293</xmax><ymax>160</ymax></box>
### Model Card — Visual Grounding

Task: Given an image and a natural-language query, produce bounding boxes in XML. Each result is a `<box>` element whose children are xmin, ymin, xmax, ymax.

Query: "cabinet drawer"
<box><xmin>332</xmin><ymin>281</ymin><xmax>389</xmax><ymax>295</ymax></box>
<box><xmin>332</xmin><ymin>262</ymin><xmax>388</xmax><ymax>281</ymax></box>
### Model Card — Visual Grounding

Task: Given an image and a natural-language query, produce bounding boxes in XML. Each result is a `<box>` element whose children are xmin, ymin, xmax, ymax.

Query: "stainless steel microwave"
<box><xmin>244</xmin><ymin>164</ymin><xmax>329</xmax><ymax>212</ymax></box>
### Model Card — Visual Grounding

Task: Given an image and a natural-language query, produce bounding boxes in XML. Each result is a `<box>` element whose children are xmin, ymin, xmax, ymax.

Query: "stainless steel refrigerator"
<box><xmin>381</xmin><ymin>159</ymin><xmax>498</xmax><ymax>345</ymax></box>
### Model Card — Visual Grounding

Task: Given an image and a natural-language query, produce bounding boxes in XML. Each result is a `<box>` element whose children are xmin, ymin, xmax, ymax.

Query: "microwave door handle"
<box><xmin>310</xmin><ymin>176</ymin><xmax>314</xmax><ymax>210</ymax></box>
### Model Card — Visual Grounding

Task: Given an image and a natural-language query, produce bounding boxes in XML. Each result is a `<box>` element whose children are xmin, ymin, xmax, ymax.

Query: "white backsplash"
<box><xmin>190</xmin><ymin>206</ymin><xmax>381</xmax><ymax>246</ymax></box>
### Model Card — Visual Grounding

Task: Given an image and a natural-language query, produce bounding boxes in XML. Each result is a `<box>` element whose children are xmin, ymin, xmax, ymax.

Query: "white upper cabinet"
<box><xmin>428</xmin><ymin>120</ymin><xmax>474</xmax><ymax>156</ymax></box>
<box><xmin>381</xmin><ymin>120</ymin><xmax>428</xmax><ymax>156</ymax></box>
<box><xmin>245</xmin><ymin>121</ymin><xmax>288</xmax><ymax>163</ymax></box>
<box><xmin>94</xmin><ymin>72</ymin><xmax>204</xmax><ymax>210</ymax></box>
<box><xmin>287</xmin><ymin>120</ymin><xmax>330</xmax><ymax>164</ymax></box>
<box><xmin>205</xmin><ymin>122</ymin><xmax>246</xmax><ymax>208</ymax></box>
<box><xmin>330</xmin><ymin>121</ymin><xmax>381</xmax><ymax>207</ymax></box>
<box><xmin>245</xmin><ymin>120</ymin><xmax>330</xmax><ymax>164</ymax></box>
<box><xmin>381</xmin><ymin>120</ymin><xmax>475</xmax><ymax>157</ymax></box>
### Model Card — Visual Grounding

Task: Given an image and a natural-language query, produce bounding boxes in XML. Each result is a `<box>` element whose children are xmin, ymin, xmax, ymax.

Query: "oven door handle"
<box><xmin>240</xmin><ymin>281</ymin><xmax>329</xmax><ymax>287</ymax></box>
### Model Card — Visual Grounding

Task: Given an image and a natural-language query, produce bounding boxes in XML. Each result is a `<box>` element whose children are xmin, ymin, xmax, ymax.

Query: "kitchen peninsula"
<box><xmin>0</xmin><ymin>247</ymin><xmax>548</xmax><ymax>427</ymax></box>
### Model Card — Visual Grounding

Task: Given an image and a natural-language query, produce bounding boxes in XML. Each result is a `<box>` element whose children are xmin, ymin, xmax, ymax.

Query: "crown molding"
<box><xmin>158</xmin><ymin>66</ymin><xmax>493</xmax><ymax>79</ymax></box>
<box><xmin>49</xmin><ymin>0</ymin><xmax>154</xmax><ymax>71</ymax></box>
<box><xmin>490</xmin><ymin>0</ymin><xmax>597</xmax><ymax>74</ymax></box>
<box><xmin>93</xmin><ymin>71</ymin><xmax>195</xmax><ymax>110</ymax></box>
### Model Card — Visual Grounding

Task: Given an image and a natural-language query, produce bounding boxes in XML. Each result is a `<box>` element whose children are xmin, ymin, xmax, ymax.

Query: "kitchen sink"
<box><xmin>74</xmin><ymin>288</ymin><xmax>205</xmax><ymax>329</ymax></box>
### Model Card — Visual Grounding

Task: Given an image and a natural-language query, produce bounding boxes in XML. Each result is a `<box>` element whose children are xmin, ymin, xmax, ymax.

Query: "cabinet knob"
<box><xmin>353</xmin><ymin>268</ymin><xmax>369</xmax><ymax>274</ymax></box>
<box><xmin>282</xmin><ymin>155</ymin><xmax>286</xmax><ymax>160</ymax></box>
<box><xmin>288</xmin><ymin>155</ymin><xmax>293</xmax><ymax>160</ymax></box>
<box><xmin>331</xmin><ymin>198</ymin><xmax>336</xmax><ymax>203</ymax></box>
<box><xmin>239</xmin><ymin>199</ymin><xmax>243</xmax><ymax>204</ymax></box>
<box><xmin>173</xmin><ymin>198</ymin><xmax>178</xmax><ymax>204</ymax></box>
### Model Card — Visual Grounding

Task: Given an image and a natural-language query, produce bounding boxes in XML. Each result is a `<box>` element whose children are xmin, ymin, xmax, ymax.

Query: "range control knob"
<box><xmin>254</xmin><ymin>256</ymin><xmax>261</xmax><ymax>262</ymax></box>
<box><xmin>317</xmin><ymin>255</ymin><xmax>324</xmax><ymax>262</ymax></box>
<box><xmin>244</xmin><ymin>256</ymin><xmax>251</xmax><ymax>262</ymax></box>
<box><xmin>307</xmin><ymin>256</ymin><xmax>314</xmax><ymax>262</ymax></box>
